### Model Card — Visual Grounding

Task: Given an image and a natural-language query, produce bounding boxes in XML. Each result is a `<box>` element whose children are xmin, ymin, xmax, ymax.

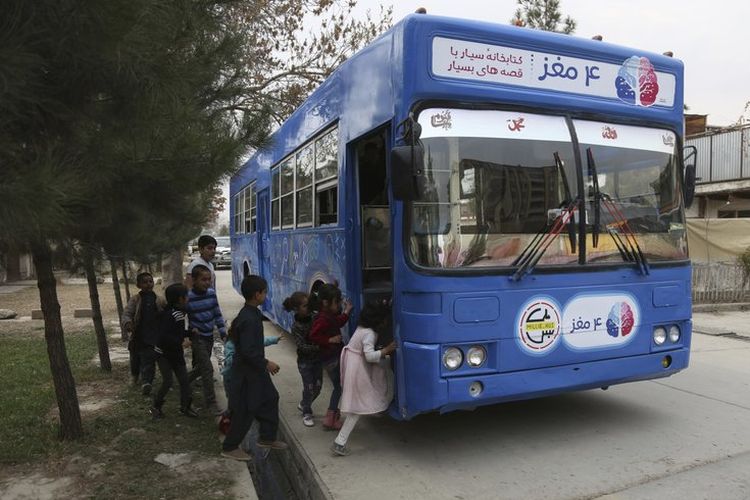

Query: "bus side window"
<box><xmin>316</xmin><ymin>182</ymin><xmax>338</xmax><ymax>225</ymax></box>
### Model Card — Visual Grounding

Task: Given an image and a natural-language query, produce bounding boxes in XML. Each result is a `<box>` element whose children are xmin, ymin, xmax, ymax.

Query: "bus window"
<box><xmin>411</xmin><ymin>108</ymin><xmax>576</xmax><ymax>269</ymax></box>
<box><xmin>271</xmin><ymin>167</ymin><xmax>280</xmax><ymax>230</ymax></box>
<box><xmin>316</xmin><ymin>182</ymin><xmax>338</xmax><ymax>226</ymax></box>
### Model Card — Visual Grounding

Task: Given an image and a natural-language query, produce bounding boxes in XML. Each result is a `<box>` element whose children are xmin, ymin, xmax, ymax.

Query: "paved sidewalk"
<box><xmin>692</xmin><ymin>310</ymin><xmax>750</xmax><ymax>338</ymax></box>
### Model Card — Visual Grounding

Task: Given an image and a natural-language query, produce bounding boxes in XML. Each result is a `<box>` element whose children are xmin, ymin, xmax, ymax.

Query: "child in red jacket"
<box><xmin>308</xmin><ymin>283</ymin><xmax>352</xmax><ymax>430</ymax></box>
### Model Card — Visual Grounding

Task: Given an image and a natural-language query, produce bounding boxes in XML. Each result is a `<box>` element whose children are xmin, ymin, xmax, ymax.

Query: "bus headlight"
<box><xmin>466</xmin><ymin>346</ymin><xmax>487</xmax><ymax>367</ymax></box>
<box><xmin>668</xmin><ymin>325</ymin><xmax>681</xmax><ymax>343</ymax></box>
<box><xmin>653</xmin><ymin>327</ymin><xmax>667</xmax><ymax>345</ymax></box>
<box><xmin>442</xmin><ymin>347</ymin><xmax>463</xmax><ymax>370</ymax></box>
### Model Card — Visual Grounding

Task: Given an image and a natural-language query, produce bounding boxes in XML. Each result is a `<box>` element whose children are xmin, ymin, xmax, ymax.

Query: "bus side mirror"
<box><xmin>391</xmin><ymin>144</ymin><xmax>426</xmax><ymax>201</ymax></box>
<box><xmin>684</xmin><ymin>163</ymin><xmax>696</xmax><ymax>209</ymax></box>
<box><xmin>683</xmin><ymin>145</ymin><xmax>697</xmax><ymax>209</ymax></box>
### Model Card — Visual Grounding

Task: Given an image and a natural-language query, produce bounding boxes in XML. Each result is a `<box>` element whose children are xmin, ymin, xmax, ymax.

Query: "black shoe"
<box><xmin>180</xmin><ymin>406</ymin><xmax>199</xmax><ymax>418</ymax></box>
<box><xmin>150</xmin><ymin>407</ymin><xmax>164</xmax><ymax>419</ymax></box>
<box><xmin>141</xmin><ymin>383</ymin><xmax>152</xmax><ymax>396</ymax></box>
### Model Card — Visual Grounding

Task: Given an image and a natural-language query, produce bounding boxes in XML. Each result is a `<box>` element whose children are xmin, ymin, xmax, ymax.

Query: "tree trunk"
<box><xmin>109</xmin><ymin>258</ymin><xmax>126</xmax><ymax>341</ymax></box>
<box><xmin>162</xmin><ymin>247</ymin><xmax>185</xmax><ymax>287</ymax></box>
<box><xmin>31</xmin><ymin>244</ymin><xmax>83</xmax><ymax>440</ymax></box>
<box><xmin>121</xmin><ymin>259</ymin><xmax>131</xmax><ymax>301</ymax></box>
<box><xmin>83</xmin><ymin>246</ymin><xmax>112</xmax><ymax>372</ymax></box>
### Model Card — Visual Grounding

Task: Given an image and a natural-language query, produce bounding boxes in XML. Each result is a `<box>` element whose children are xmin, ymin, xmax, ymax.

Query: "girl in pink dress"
<box><xmin>331</xmin><ymin>300</ymin><xmax>395</xmax><ymax>456</ymax></box>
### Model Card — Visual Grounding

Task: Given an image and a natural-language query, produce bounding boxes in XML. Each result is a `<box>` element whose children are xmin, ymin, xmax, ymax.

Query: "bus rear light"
<box><xmin>653</xmin><ymin>327</ymin><xmax>667</xmax><ymax>345</ymax></box>
<box><xmin>466</xmin><ymin>346</ymin><xmax>487</xmax><ymax>367</ymax></box>
<box><xmin>442</xmin><ymin>347</ymin><xmax>463</xmax><ymax>370</ymax></box>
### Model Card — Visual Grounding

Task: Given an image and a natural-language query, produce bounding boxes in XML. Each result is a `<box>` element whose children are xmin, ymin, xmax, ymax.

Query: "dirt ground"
<box><xmin>0</xmin><ymin>282</ymin><xmax>145</xmax><ymax>319</ymax></box>
<box><xmin>0</xmin><ymin>281</ymin><xmax>251</xmax><ymax>500</ymax></box>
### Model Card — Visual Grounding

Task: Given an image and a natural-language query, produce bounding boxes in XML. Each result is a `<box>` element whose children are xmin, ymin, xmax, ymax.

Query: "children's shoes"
<box><xmin>330</xmin><ymin>442</ymin><xmax>350</xmax><ymax>456</ymax></box>
<box><xmin>179</xmin><ymin>406</ymin><xmax>199</xmax><ymax>418</ymax></box>
<box><xmin>302</xmin><ymin>414</ymin><xmax>314</xmax><ymax>427</ymax></box>
<box><xmin>322</xmin><ymin>409</ymin><xmax>343</xmax><ymax>430</ymax></box>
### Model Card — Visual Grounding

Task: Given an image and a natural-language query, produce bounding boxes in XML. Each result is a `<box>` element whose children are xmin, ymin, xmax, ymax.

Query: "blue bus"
<box><xmin>229</xmin><ymin>13</ymin><xmax>696</xmax><ymax>420</ymax></box>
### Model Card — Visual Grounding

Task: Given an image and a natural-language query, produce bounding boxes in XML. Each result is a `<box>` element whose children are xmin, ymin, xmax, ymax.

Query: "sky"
<box><xmin>356</xmin><ymin>0</ymin><xmax>750</xmax><ymax>126</ymax></box>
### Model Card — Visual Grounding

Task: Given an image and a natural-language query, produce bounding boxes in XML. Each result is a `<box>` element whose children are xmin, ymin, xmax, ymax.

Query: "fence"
<box><xmin>686</xmin><ymin>126</ymin><xmax>750</xmax><ymax>183</ymax></box>
<box><xmin>692</xmin><ymin>262</ymin><xmax>750</xmax><ymax>304</ymax></box>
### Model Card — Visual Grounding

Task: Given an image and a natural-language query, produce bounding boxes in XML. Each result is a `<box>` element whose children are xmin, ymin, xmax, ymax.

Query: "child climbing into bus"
<box><xmin>283</xmin><ymin>292</ymin><xmax>321</xmax><ymax>427</ymax></box>
<box><xmin>150</xmin><ymin>284</ymin><xmax>197</xmax><ymax>419</ymax></box>
<box><xmin>331</xmin><ymin>299</ymin><xmax>395</xmax><ymax>456</ymax></box>
<box><xmin>309</xmin><ymin>283</ymin><xmax>353</xmax><ymax>430</ymax></box>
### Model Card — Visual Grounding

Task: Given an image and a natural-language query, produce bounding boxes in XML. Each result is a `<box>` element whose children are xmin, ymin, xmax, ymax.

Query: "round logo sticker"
<box><xmin>517</xmin><ymin>297</ymin><xmax>562</xmax><ymax>354</ymax></box>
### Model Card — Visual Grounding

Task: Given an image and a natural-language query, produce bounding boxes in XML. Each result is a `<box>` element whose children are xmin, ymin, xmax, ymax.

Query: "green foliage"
<box><xmin>511</xmin><ymin>0</ymin><xmax>577</xmax><ymax>34</ymax></box>
<box><xmin>0</xmin><ymin>0</ymin><xmax>391</xmax><ymax>259</ymax></box>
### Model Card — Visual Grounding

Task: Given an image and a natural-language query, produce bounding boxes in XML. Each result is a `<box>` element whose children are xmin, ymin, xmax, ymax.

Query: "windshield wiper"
<box><xmin>510</xmin><ymin>197</ymin><xmax>579</xmax><ymax>282</ymax></box>
<box><xmin>554</xmin><ymin>152</ymin><xmax>577</xmax><ymax>253</ymax></box>
<box><xmin>511</xmin><ymin>153</ymin><xmax>580</xmax><ymax>282</ymax></box>
<box><xmin>586</xmin><ymin>148</ymin><xmax>649</xmax><ymax>275</ymax></box>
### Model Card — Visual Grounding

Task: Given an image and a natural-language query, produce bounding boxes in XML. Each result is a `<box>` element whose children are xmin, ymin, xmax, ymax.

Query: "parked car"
<box><xmin>214</xmin><ymin>236</ymin><xmax>231</xmax><ymax>269</ymax></box>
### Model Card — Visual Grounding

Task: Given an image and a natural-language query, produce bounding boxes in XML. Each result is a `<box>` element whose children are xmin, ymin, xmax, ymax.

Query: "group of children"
<box><xmin>282</xmin><ymin>283</ymin><xmax>396</xmax><ymax>456</ymax></box>
<box><xmin>123</xmin><ymin>234</ymin><xmax>396</xmax><ymax>461</ymax></box>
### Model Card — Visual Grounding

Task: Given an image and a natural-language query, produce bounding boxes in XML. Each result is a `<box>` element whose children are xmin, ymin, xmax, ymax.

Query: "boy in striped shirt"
<box><xmin>186</xmin><ymin>264</ymin><xmax>226</xmax><ymax>414</ymax></box>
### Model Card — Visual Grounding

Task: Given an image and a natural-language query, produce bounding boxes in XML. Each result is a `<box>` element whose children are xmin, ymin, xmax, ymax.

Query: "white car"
<box><xmin>214</xmin><ymin>236</ymin><xmax>232</xmax><ymax>269</ymax></box>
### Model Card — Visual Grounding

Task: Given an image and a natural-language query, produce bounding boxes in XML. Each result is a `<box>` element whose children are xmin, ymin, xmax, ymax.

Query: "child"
<box><xmin>150</xmin><ymin>284</ymin><xmax>198</xmax><ymax>419</ymax></box>
<box><xmin>308</xmin><ymin>283</ymin><xmax>353</xmax><ymax>430</ymax></box>
<box><xmin>185</xmin><ymin>234</ymin><xmax>217</xmax><ymax>289</ymax></box>
<box><xmin>185</xmin><ymin>264</ymin><xmax>226</xmax><ymax>415</ymax></box>
<box><xmin>331</xmin><ymin>300</ymin><xmax>395</xmax><ymax>456</ymax></box>
<box><xmin>221</xmin><ymin>275</ymin><xmax>287</xmax><ymax>461</ymax></box>
<box><xmin>218</xmin><ymin>325</ymin><xmax>280</xmax><ymax>436</ymax></box>
<box><xmin>122</xmin><ymin>272</ymin><xmax>165</xmax><ymax>395</ymax></box>
<box><xmin>283</xmin><ymin>292</ymin><xmax>320</xmax><ymax>427</ymax></box>
<box><xmin>221</xmin><ymin>328</ymin><xmax>280</xmax><ymax>407</ymax></box>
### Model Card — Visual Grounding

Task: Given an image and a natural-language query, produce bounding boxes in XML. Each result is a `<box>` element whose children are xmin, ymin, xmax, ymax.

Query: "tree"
<box><xmin>0</xmin><ymin>0</ymin><xmax>272</xmax><ymax>438</ymax></box>
<box><xmin>0</xmin><ymin>0</ymin><xmax>391</xmax><ymax>439</ymax></box>
<box><xmin>511</xmin><ymin>0</ymin><xmax>576</xmax><ymax>34</ymax></box>
<box><xmin>223</xmin><ymin>1</ymin><xmax>393</xmax><ymax>124</ymax></box>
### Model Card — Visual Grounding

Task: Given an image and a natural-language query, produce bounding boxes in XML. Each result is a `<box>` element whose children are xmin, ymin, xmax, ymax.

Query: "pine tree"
<box><xmin>0</xmin><ymin>0</ymin><xmax>391</xmax><ymax>439</ymax></box>
<box><xmin>511</xmin><ymin>0</ymin><xmax>576</xmax><ymax>34</ymax></box>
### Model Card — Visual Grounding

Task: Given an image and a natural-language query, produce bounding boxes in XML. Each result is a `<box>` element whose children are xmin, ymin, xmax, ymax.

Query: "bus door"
<box><xmin>354</xmin><ymin>128</ymin><xmax>392</xmax><ymax>322</ymax></box>
<box><xmin>256</xmin><ymin>188</ymin><xmax>273</xmax><ymax>313</ymax></box>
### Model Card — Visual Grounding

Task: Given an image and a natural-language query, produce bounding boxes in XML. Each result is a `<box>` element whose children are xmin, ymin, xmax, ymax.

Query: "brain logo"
<box><xmin>615</xmin><ymin>56</ymin><xmax>660</xmax><ymax>107</ymax></box>
<box><xmin>606</xmin><ymin>302</ymin><xmax>635</xmax><ymax>338</ymax></box>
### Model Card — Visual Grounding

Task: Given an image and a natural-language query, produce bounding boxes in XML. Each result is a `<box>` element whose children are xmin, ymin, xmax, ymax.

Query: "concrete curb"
<box><xmin>273</xmin><ymin>411</ymin><xmax>334</xmax><ymax>500</ymax></box>
<box><xmin>692</xmin><ymin>303</ymin><xmax>750</xmax><ymax>313</ymax></box>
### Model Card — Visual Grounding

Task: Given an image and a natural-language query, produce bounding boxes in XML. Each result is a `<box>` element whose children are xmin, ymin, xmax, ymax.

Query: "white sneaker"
<box><xmin>302</xmin><ymin>414</ymin><xmax>314</xmax><ymax>427</ymax></box>
<box><xmin>296</xmin><ymin>403</ymin><xmax>304</xmax><ymax>413</ymax></box>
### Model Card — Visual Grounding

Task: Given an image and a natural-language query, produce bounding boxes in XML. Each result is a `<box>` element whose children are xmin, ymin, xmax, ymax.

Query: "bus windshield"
<box><xmin>408</xmin><ymin>108</ymin><xmax>687</xmax><ymax>270</ymax></box>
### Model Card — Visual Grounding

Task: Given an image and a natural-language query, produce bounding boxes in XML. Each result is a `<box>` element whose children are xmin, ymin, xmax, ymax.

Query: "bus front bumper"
<box><xmin>398</xmin><ymin>347</ymin><xmax>689</xmax><ymax>419</ymax></box>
